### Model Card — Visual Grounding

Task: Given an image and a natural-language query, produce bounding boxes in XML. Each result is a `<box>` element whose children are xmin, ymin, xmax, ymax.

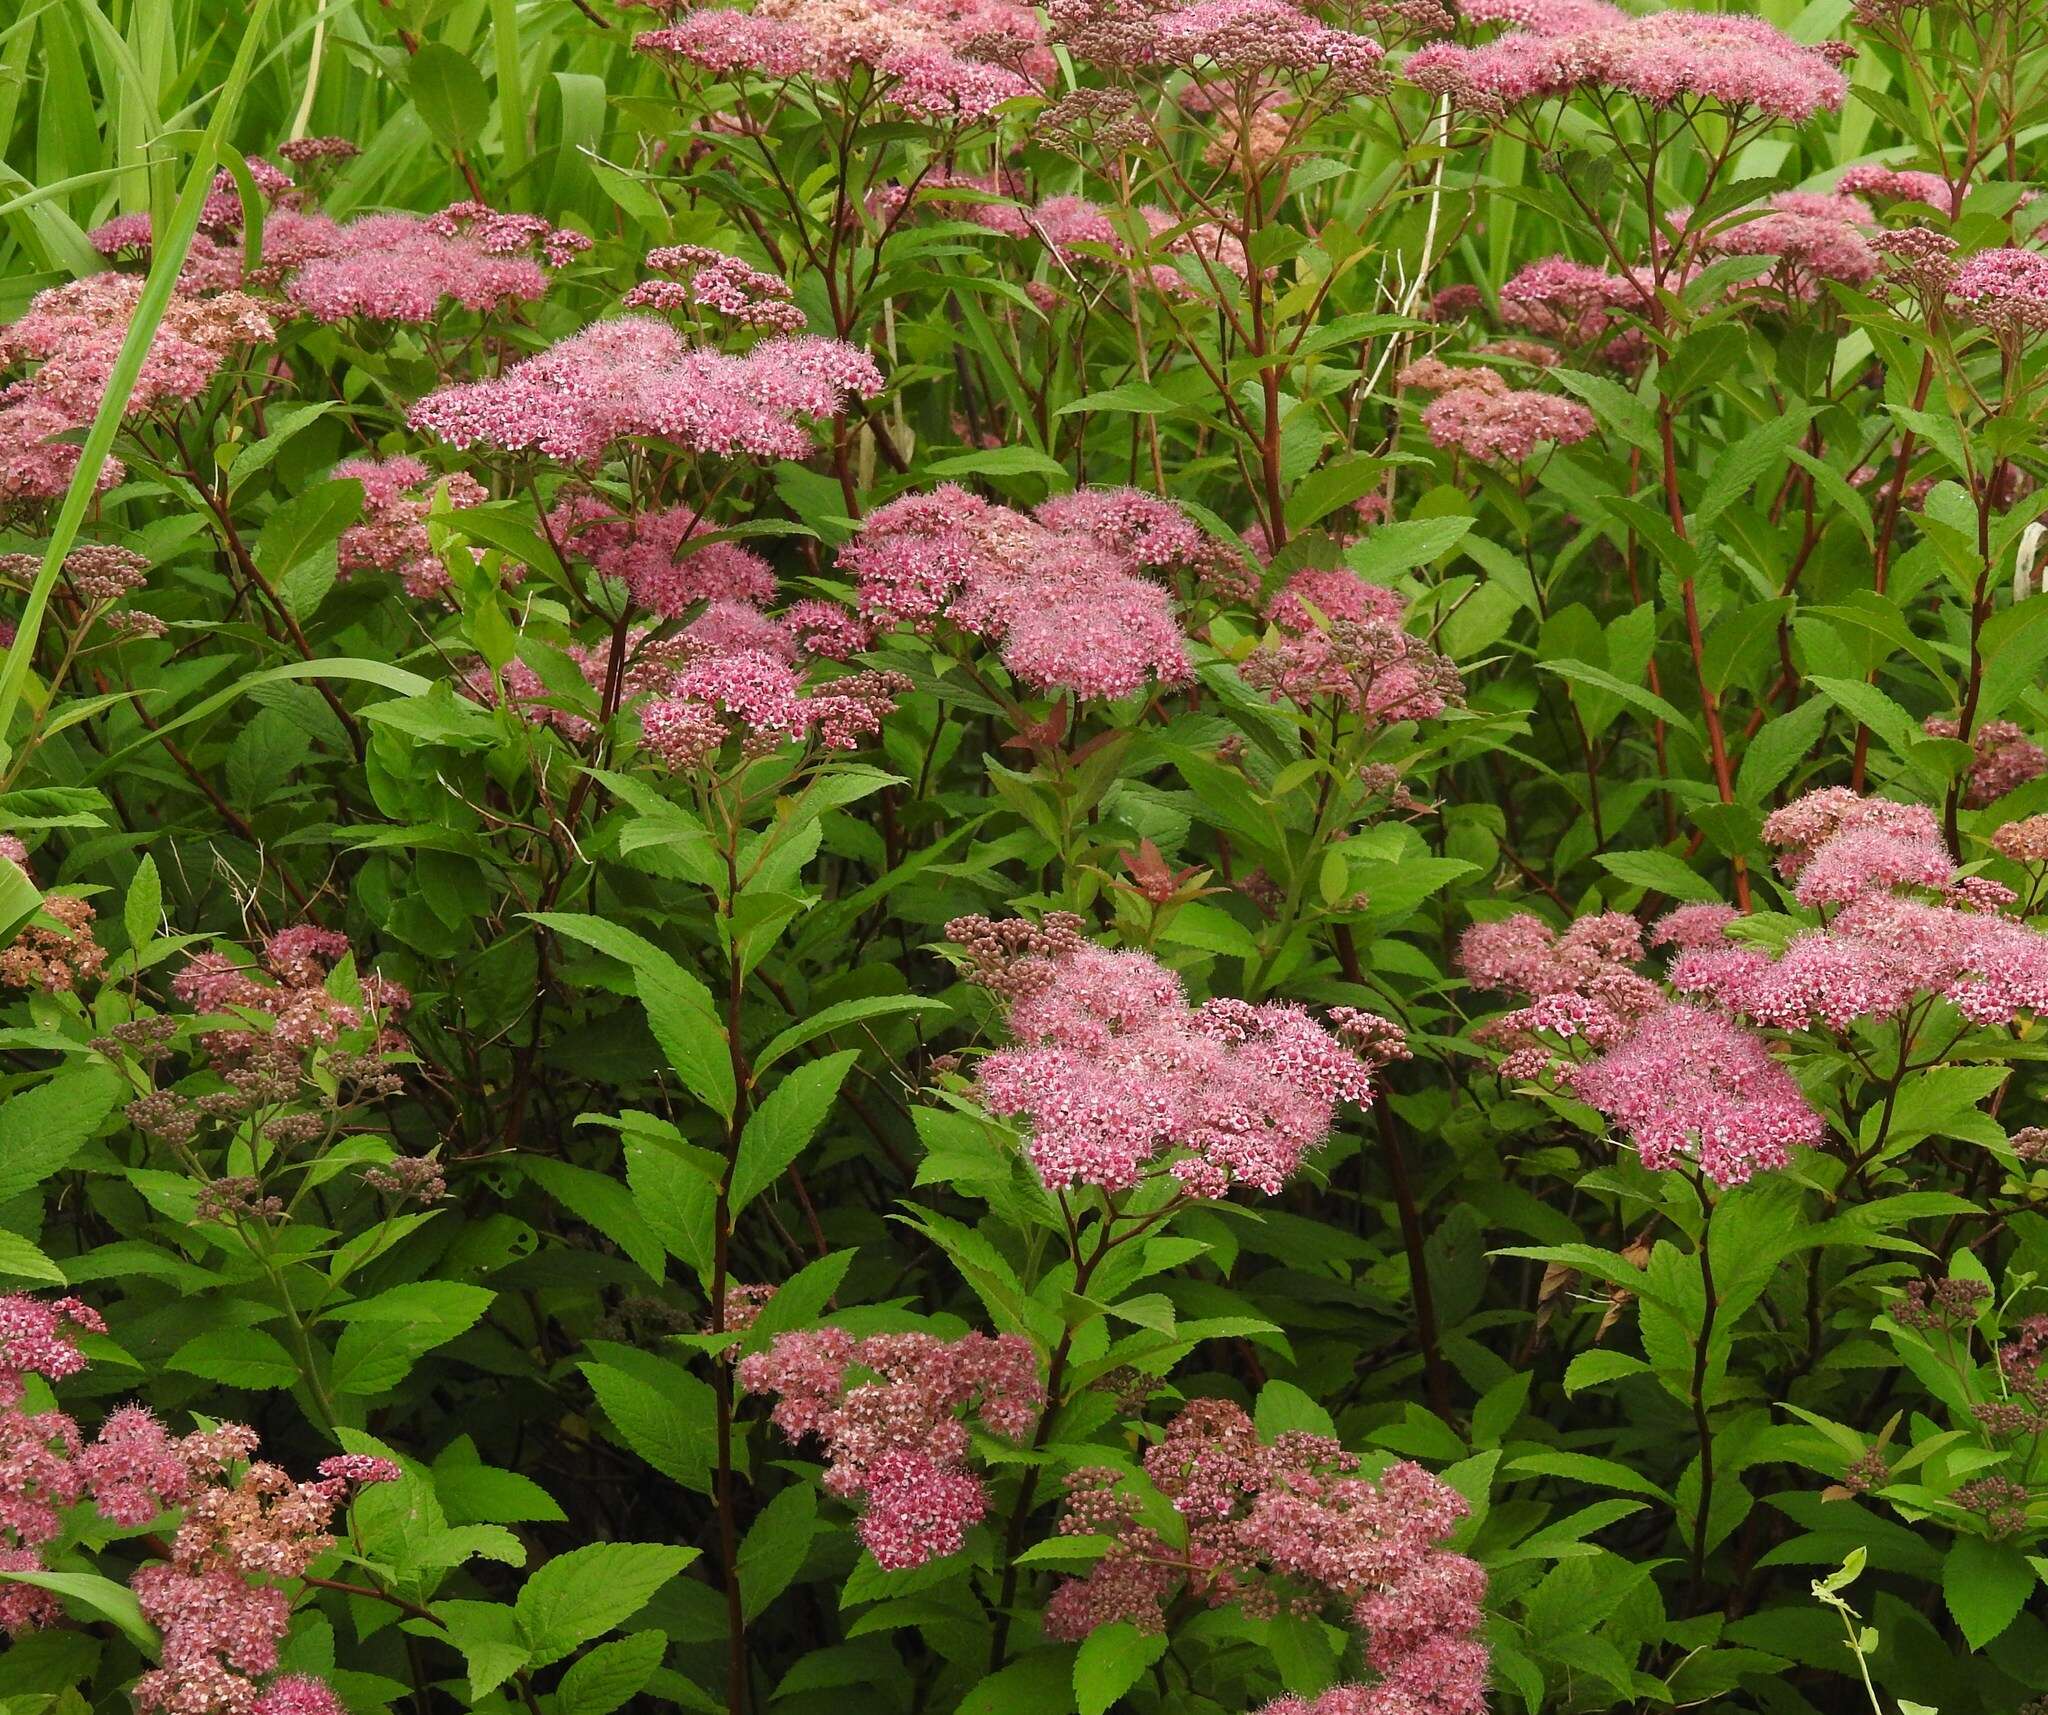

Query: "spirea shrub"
<box><xmin>4</xmin><ymin>0</ymin><xmax>2048</xmax><ymax>1712</ymax></box>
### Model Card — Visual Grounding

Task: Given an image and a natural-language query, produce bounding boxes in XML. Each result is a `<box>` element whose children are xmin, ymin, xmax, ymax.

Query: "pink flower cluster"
<box><xmin>636</xmin><ymin>0</ymin><xmax>1052</xmax><ymax>119</ymax></box>
<box><xmin>625</xmin><ymin>245</ymin><xmax>806</xmax><ymax>332</ymax></box>
<box><xmin>1924</xmin><ymin>716</ymin><xmax>2048</xmax><ymax>808</ymax></box>
<box><xmin>1398</xmin><ymin>360</ymin><xmax>1594</xmax><ymax>463</ymax></box>
<box><xmin>1244</xmin><ymin>573</ymin><xmax>1462</xmax><ymax>722</ymax></box>
<box><xmin>332</xmin><ymin>456</ymin><xmax>489</xmax><ymax>601</ymax></box>
<box><xmin>1836</xmin><ymin>162</ymin><xmax>1959</xmax><ymax>217</ymax></box>
<box><xmin>841</xmin><ymin>484</ymin><xmax>1224</xmax><ymax>698</ymax></box>
<box><xmin>1760</xmin><ymin>787</ymin><xmax>1959</xmax><ymax>907</ymax></box>
<box><xmin>735</xmin><ymin>1329</ymin><xmax>1042</xmax><ymax>1568</ymax></box>
<box><xmin>638</xmin><ymin>650</ymin><xmax>912</xmax><ymax>769</ymax></box>
<box><xmin>958</xmin><ymin>925</ymin><xmax>1379</xmax><ymax>1195</ymax></box>
<box><xmin>1948</xmin><ymin>248</ymin><xmax>2048</xmax><ymax>341</ymax></box>
<box><xmin>1463</xmin><ymin>910</ymin><xmax>1821</xmax><ymax>1184</ymax></box>
<box><xmin>1048</xmin><ymin>0</ymin><xmax>1386</xmax><ymax>93</ymax></box>
<box><xmin>1497</xmin><ymin>254</ymin><xmax>1643</xmax><ymax>343</ymax></box>
<box><xmin>1406</xmin><ymin>2</ymin><xmax>1849</xmax><ymax>121</ymax></box>
<box><xmin>546</xmin><ymin>492</ymin><xmax>778</xmax><ymax>617</ymax></box>
<box><xmin>0</xmin><ymin>276</ymin><xmax>273</xmax><ymax>511</ymax></box>
<box><xmin>285</xmin><ymin>203</ymin><xmax>581</xmax><ymax>323</ymax></box>
<box><xmin>1045</xmin><ymin>1401</ymin><xmax>1486</xmax><ymax>1715</ymax></box>
<box><xmin>171</xmin><ymin>924</ymin><xmax>409</xmax><ymax>1050</ymax></box>
<box><xmin>1708</xmin><ymin>191</ymin><xmax>1880</xmax><ymax>298</ymax></box>
<box><xmin>409</xmin><ymin>317</ymin><xmax>882</xmax><ymax>464</ymax></box>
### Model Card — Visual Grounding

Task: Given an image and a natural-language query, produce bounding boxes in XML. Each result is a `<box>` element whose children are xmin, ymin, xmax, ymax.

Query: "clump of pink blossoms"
<box><xmin>1707</xmin><ymin>191</ymin><xmax>1880</xmax><ymax>299</ymax></box>
<box><xmin>624</xmin><ymin>244</ymin><xmax>807</xmax><ymax>332</ymax></box>
<box><xmin>636</xmin><ymin>0</ymin><xmax>1052</xmax><ymax>120</ymax></box>
<box><xmin>1463</xmin><ymin>910</ymin><xmax>1823</xmax><ymax>1185</ymax></box>
<box><xmin>171</xmin><ymin>925</ymin><xmax>409</xmax><ymax>1051</ymax></box>
<box><xmin>0</xmin><ymin>275</ymin><xmax>273</xmax><ymax>512</ymax></box>
<box><xmin>1398</xmin><ymin>359</ymin><xmax>1595</xmax><ymax>463</ymax></box>
<box><xmin>1047</xmin><ymin>0</ymin><xmax>1387</xmax><ymax>94</ymax></box>
<box><xmin>736</xmin><ymin>1329</ymin><xmax>1042</xmax><ymax>1568</ymax></box>
<box><xmin>409</xmin><ymin>316</ymin><xmax>882</xmax><ymax>465</ymax></box>
<box><xmin>1244</xmin><ymin>568</ymin><xmax>1463</xmax><ymax>722</ymax></box>
<box><xmin>637</xmin><ymin>649</ymin><xmax>913</xmax><ymax>771</ymax></box>
<box><xmin>333</xmin><ymin>456</ymin><xmax>489</xmax><ymax>601</ymax></box>
<box><xmin>952</xmin><ymin>915</ymin><xmax>1397</xmax><ymax>1196</ymax></box>
<box><xmin>286</xmin><ymin>203</ymin><xmax>585</xmax><ymax>324</ymax></box>
<box><xmin>546</xmin><ymin>492</ymin><xmax>779</xmax><ymax>618</ymax></box>
<box><xmin>1924</xmin><ymin>716</ymin><xmax>2048</xmax><ymax>807</ymax></box>
<box><xmin>1044</xmin><ymin>1400</ymin><xmax>1487</xmax><ymax>1715</ymax></box>
<box><xmin>1406</xmin><ymin>2</ymin><xmax>1849</xmax><ymax>122</ymax></box>
<box><xmin>1948</xmin><ymin>248</ymin><xmax>2048</xmax><ymax>344</ymax></box>
<box><xmin>1836</xmin><ymin>162</ymin><xmax>1960</xmax><ymax>217</ymax></box>
<box><xmin>841</xmin><ymin>483</ymin><xmax>1232</xmax><ymax>699</ymax></box>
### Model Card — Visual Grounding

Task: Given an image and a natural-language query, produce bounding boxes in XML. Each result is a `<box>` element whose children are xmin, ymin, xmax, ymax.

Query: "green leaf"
<box><xmin>0</xmin><ymin>1066</ymin><xmax>123</xmax><ymax>1204</ymax></box>
<box><xmin>0</xmin><ymin>1570</ymin><xmax>158</xmax><ymax>1650</ymax></box>
<box><xmin>1344</xmin><ymin>515</ymin><xmax>1473</xmax><ymax>579</ymax></box>
<box><xmin>328</xmin><ymin>1282</ymin><xmax>495</xmax><ymax>1396</ymax></box>
<box><xmin>167</xmin><ymin>1328</ymin><xmax>298</xmax><ymax>1389</ymax></box>
<box><xmin>1056</xmin><ymin>382</ymin><xmax>1180</xmax><ymax>417</ymax></box>
<box><xmin>739</xmin><ymin>1484</ymin><xmax>818</xmax><ymax>1620</ymax></box>
<box><xmin>123</xmin><ymin>853</ymin><xmax>162</xmax><ymax>951</ymax></box>
<box><xmin>730</xmin><ymin>1050</ymin><xmax>856</xmax><ymax>1216</ymax></box>
<box><xmin>1697</xmin><ymin>409</ymin><xmax>1815</xmax><ymax>528</ymax></box>
<box><xmin>433</xmin><ymin>1599</ymin><xmax>529</xmax><ymax>1701</ymax></box>
<box><xmin>1074</xmin><ymin>1622</ymin><xmax>1167</xmax><ymax>1715</ymax></box>
<box><xmin>1286</xmin><ymin>455</ymin><xmax>1387</xmax><ymax>532</ymax></box>
<box><xmin>0</xmin><ymin>857</ymin><xmax>40</xmax><ymax>940</ymax></box>
<box><xmin>1595</xmin><ymin>849</ymin><xmax>1726</xmax><ymax>905</ymax></box>
<box><xmin>927</xmin><ymin>446</ymin><xmax>1071</xmax><ymax>485</ymax></box>
<box><xmin>754</xmin><ymin>997</ymin><xmax>943</xmax><ymax>1073</ymax></box>
<box><xmin>0</xmin><ymin>1229</ymin><xmax>66</xmax><ymax>1284</ymax></box>
<box><xmin>1734</xmin><ymin>694</ymin><xmax>1828</xmax><ymax>804</ymax></box>
<box><xmin>624</xmin><ymin>1130</ymin><xmax>718</xmax><ymax>1283</ymax></box>
<box><xmin>1507</xmin><ymin>1450</ymin><xmax>1672</xmax><ymax>1504</ymax></box>
<box><xmin>521</xmin><ymin>1157</ymin><xmax>669</xmax><ymax>1285</ymax></box>
<box><xmin>581</xmin><ymin>1359</ymin><xmax>717</xmax><ymax>1493</ymax></box>
<box><xmin>1942</xmin><ymin>1535</ymin><xmax>2035</xmax><ymax>1650</ymax></box>
<box><xmin>556</xmin><ymin>1631</ymin><xmax>668</xmax><ymax>1715</ymax></box>
<box><xmin>514</xmin><ymin>1543</ymin><xmax>697</xmax><ymax>1668</ymax></box>
<box><xmin>409</xmin><ymin>43</ymin><xmax>491</xmax><ymax>150</ymax></box>
<box><xmin>1539</xmin><ymin>659</ymin><xmax>1696</xmax><ymax>737</ymax></box>
<box><xmin>254</xmin><ymin>478</ymin><xmax>361</xmax><ymax>584</ymax></box>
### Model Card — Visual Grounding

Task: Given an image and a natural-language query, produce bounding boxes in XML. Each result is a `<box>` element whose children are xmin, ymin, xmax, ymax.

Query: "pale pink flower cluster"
<box><xmin>1836</xmin><ymin>163</ymin><xmax>1960</xmax><ymax>216</ymax></box>
<box><xmin>625</xmin><ymin>245</ymin><xmax>806</xmax><ymax>332</ymax></box>
<box><xmin>133</xmin><ymin>1441</ymin><xmax>396</xmax><ymax>1715</ymax></box>
<box><xmin>1406</xmin><ymin>3</ymin><xmax>1848</xmax><ymax>121</ymax></box>
<box><xmin>546</xmin><ymin>492</ymin><xmax>778</xmax><ymax>617</ymax></box>
<box><xmin>1244</xmin><ymin>573</ymin><xmax>1462</xmax><ymax>722</ymax></box>
<box><xmin>332</xmin><ymin>456</ymin><xmax>489</xmax><ymax>601</ymax></box>
<box><xmin>961</xmin><ymin>930</ymin><xmax>1378</xmax><ymax>1195</ymax></box>
<box><xmin>1497</xmin><ymin>254</ymin><xmax>1642</xmax><ymax>342</ymax></box>
<box><xmin>735</xmin><ymin>1329</ymin><xmax>1042</xmax><ymax>1567</ymax></box>
<box><xmin>1948</xmin><ymin>248</ymin><xmax>2048</xmax><ymax>341</ymax></box>
<box><xmin>1708</xmin><ymin>190</ymin><xmax>1880</xmax><ymax>297</ymax></box>
<box><xmin>284</xmin><ymin>203</ymin><xmax>579</xmax><ymax>324</ymax></box>
<box><xmin>636</xmin><ymin>0</ymin><xmax>1052</xmax><ymax>119</ymax></box>
<box><xmin>637</xmin><ymin>650</ymin><xmax>912</xmax><ymax>769</ymax></box>
<box><xmin>171</xmin><ymin>925</ymin><xmax>409</xmax><ymax>1050</ymax></box>
<box><xmin>1569</xmin><ymin>1001</ymin><xmax>1825</xmax><ymax>1184</ymax></box>
<box><xmin>1045</xmin><ymin>1401</ymin><xmax>1486</xmax><ymax>1715</ymax></box>
<box><xmin>1460</xmin><ymin>911</ymin><xmax>1663</xmax><ymax>1069</ymax></box>
<box><xmin>1048</xmin><ymin>0</ymin><xmax>1386</xmax><ymax>93</ymax></box>
<box><xmin>841</xmin><ymin>484</ymin><xmax>1219</xmax><ymax>698</ymax></box>
<box><xmin>1760</xmin><ymin>786</ymin><xmax>1957</xmax><ymax>907</ymax></box>
<box><xmin>410</xmin><ymin>317</ymin><xmax>881</xmax><ymax>464</ymax></box>
<box><xmin>916</xmin><ymin>176</ymin><xmax>1250</xmax><ymax>298</ymax></box>
<box><xmin>0</xmin><ymin>275</ymin><xmax>273</xmax><ymax>510</ymax></box>
<box><xmin>1398</xmin><ymin>360</ymin><xmax>1594</xmax><ymax>462</ymax></box>
<box><xmin>1924</xmin><ymin>716</ymin><xmax>2048</xmax><ymax>808</ymax></box>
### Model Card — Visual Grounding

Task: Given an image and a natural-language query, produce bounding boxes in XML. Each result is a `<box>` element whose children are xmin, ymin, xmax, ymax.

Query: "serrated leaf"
<box><xmin>1075</xmin><ymin>1622</ymin><xmax>1167</xmax><ymax>1715</ymax></box>
<box><xmin>514</xmin><ymin>1543</ymin><xmax>696</xmax><ymax>1668</ymax></box>
<box><xmin>730</xmin><ymin>1050</ymin><xmax>856</xmax><ymax>1216</ymax></box>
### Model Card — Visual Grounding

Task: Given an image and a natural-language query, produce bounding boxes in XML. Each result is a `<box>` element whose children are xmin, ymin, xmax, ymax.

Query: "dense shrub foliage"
<box><xmin>4</xmin><ymin>0</ymin><xmax>2048</xmax><ymax>1712</ymax></box>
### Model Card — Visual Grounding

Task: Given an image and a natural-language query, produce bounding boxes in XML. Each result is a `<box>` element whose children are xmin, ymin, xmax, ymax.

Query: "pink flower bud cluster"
<box><xmin>409</xmin><ymin>316</ymin><xmax>882</xmax><ymax>465</ymax></box>
<box><xmin>0</xmin><ymin>276</ymin><xmax>273</xmax><ymax>511</ymax></box>
<box><xmin>332</xmin><ymin>456</ymin><xmax>490</xmax><ymax>602</ymax></box>
<box><xmin>735</xmin><ymin>1328</ymin><xmax>1042</xmax><ymax>1568</ymax></box>
<box><xmin>637</xmin><ymin>648</ymin><xmax>913</xmax><ymax>769</ymax></box>
<box><xmin>960</xmin><ymin>929</ymin><xmax>1378</xmax><ymax>1194</ymax></box>
<box><xmin>625</xmin><ymin>245</ymin><xmax>807</xmax><ymax>332</ymax></box>
<box><xmin>1045</xmin><ymin>1401</ymin><xmax>1486</xmax><ymax>1715</ymax></box>
<box><xmin>1760</xmin><ymin>786</ymin><xmax>1957</xmax><ymax>907</ymax></box>
<box><xmin>1460</xmin><ymin>910</ymin><xmax>1663</xmax><ymax>1072</ymax></box>
<box><xmin>285</xmin><ymin>203</ymin><xmax>583</xmax><ymax>324</ymax></box>
<box><xmin>842</xmin><ymin>483</ymin><xmax>1226</xmax><ymax>698</ymax></box>
<box><xmin>1265</xmin><ymin>567</ymin><xmax>1406</xmax><ymax>634</ymax></box>
<box><xmin>1048</xmin><ymin>0</ymin><xmax>1387</xmax><ymax>94</ymax></box>
<box><xmin>0</xmin><ymin>895</ymin><xmax>109</xmax><ymax>994</ymax></box>
<box><xmin>636</xmin><ymin>0</ymin><xmax>1052</xmax><ymax>120</ymax></box>
<box><xmin>1496</xmin><ymin>254</ymin><xmax>1644</xmax><ymax>343</ymax></box>
<box><xmin>1406</xmin><ymin>4</ymin><xmax>1849</xmax><ymax>122</ymax></box>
